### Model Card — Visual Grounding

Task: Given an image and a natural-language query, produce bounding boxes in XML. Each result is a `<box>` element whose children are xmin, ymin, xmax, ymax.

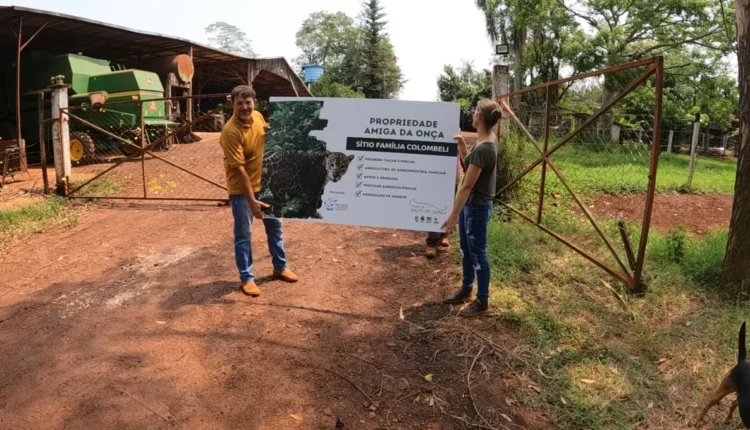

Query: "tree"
<box><xmin>294</xmin><ymin>12</ymin><xmax>356</xmax><ymax>67</ymax></box>
<box><xmin>556</xmin><ymin>0</ymin><xmax>731</xmax><ymax>108</ymax></box>
<box><xmin>720</xmin><ymin>0</ymin><xmax>750</xmax><ymax>296</ymax></box>
<box><xmin>293</xmin><ymin>10</ymin><xmax>405</xmax><ymax>99</ymax></box>
<box><xmin>205</xmin><ymin>21</ymin><xmax>255</xmax><ymax>58</ymax></box>
<box><xmin>310</xmin><ymin>74</ymin><xmax>365</xmax><ymax>98</ymax></box>
<box><xmin>436</xmin><ymin>62</ymin><xmax>492</xmax><ymax>131</ymax></box>
<box><xmin>475</xmin><ymin>0</ymin><xmax>529</xmax><ymax>92</ymax></box>
<box><xmin>361</xmin><ymin>0</ymin><xmax>388</xmax><ymax>99</ymax></box>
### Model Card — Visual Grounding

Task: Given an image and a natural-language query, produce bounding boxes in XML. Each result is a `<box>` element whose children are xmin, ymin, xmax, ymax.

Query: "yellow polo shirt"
<box><xmin>219</xmin><ymin>111</ymin><xmax>266</xmax><ymax>194</ymax></box>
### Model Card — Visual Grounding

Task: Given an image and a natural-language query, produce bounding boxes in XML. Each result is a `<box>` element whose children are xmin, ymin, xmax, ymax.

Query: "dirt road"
<box><xmin>0</xmin><ymin>202</ymin><xmax>543</xmax><ymax>429</ymax></box>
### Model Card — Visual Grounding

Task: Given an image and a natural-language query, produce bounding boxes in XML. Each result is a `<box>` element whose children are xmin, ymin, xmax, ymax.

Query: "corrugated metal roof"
<box><xmin>0</xmin><ymin>5</ymin><xmax>311</xmax><ymax>97</ymax></box>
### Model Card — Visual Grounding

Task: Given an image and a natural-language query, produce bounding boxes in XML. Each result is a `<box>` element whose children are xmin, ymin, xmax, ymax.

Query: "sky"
<box><xmin>8</xmin><ymin>0</ymin><xmax>497</xmax><ymax>101</ymax></box>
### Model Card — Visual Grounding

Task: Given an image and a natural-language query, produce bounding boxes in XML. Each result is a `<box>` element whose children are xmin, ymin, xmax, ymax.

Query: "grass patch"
<box><xmin>546</xmin><ymin>145</ymin><xmax>737</xmax><ymax>195</ymax></box>
<box><xmin>0</xmin><ymin>197</ymin><xmax>80</xmax><ymax>246</ymax></box>
<box><xmin>502</xmin><ymin>132</ymin><xmax>737</xmax><ymax>195</ymax></box>
<box><xmin>72</xmin><ymin>177</ymin><xmax>124</xmax><ymax>198</ymax></box>
<box><xmin>484</xmin><ymin>212</ymin><xmax>741</xmax><ymax>430</ymax></box>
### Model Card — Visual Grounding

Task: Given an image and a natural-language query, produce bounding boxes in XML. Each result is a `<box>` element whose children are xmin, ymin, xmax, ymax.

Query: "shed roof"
<box><xmin>0</xmin><ymin>5</ymin><xmax>310</xmax><ymax>97</ymax></box>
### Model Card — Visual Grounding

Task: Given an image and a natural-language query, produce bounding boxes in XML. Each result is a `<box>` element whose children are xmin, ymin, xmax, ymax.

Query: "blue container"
<box><xmin>303</xmin><ymin>64</ymin><xmax>324</xmax><ymax>83</ymax></box>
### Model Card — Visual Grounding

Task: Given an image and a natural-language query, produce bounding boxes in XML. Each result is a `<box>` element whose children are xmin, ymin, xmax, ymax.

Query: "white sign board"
<box><xmin>261</xmin><ymin>97</ymin><xmax>459</xmax><ymax>232</ymax></box>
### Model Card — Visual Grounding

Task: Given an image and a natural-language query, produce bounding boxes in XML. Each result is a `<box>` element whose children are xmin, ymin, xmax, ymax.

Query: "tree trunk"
<box><xmin>599</xmin><ymin>73</ymin><xmax>616</xmax><ymax>136</ymax></box>
<box><xmin>512</xmin><ymin>28</ymin><xmax>526</xmax><ymax>92</ymax></box>
<box><xmin>720</xmin><ymin>0</ymin><xmax>750</xmax><ymax>296</ymax></box>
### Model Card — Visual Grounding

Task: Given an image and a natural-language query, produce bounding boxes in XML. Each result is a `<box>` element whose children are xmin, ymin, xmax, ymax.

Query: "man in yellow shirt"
<box><xmin>219</xmin><ymin>85</ymin><xmax>298</xmax><ymax>297</ymax></box>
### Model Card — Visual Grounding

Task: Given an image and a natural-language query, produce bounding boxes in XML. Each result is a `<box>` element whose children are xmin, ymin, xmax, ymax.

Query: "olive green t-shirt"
<box><xmin>463</xmin><ymin>142</ymin><xmax>497</xmax><ymax>205</ymax></box>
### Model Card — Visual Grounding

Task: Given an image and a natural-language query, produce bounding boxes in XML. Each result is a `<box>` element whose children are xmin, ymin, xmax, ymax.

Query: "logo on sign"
<box><xmin>409</xmin><ymin>199</ymin><xmax>448</xmax><ymax>216</ymax></box>
<box><xmin>149</xmin><ymin>101</ymin><xmax>157</xmax><ymax>111</ymax></box>
<box><xmin>324</xmin><ymin>198</ymin><xmax>348</xmax><ymax>212</ymax></box>
<box><xmin>146</xmin><ymin>77</ymin><xmax>153</xmax><ymax>85</ymax></box>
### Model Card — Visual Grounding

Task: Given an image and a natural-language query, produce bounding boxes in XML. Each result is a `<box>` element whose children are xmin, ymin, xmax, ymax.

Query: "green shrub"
<box><xmin>682</xmin><ymin>230</ymin><xmax>727</xmax><ymax>287</ymax></box>
<box><xmin>664</xmin><ymin>226</ymin><xmax>688</xmax><ymax>264</ymax></box>
<box><xmin>487</xmin><ymin>219</ymin><xmax>540</xmax><ymax>281</ymax></box>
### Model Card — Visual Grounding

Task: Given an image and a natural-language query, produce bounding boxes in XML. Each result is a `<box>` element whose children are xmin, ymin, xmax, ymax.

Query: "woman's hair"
<box><xmin>476</xmin><ymin>99</ymin><xmax>503</xmax><ymax>130</ymax></box>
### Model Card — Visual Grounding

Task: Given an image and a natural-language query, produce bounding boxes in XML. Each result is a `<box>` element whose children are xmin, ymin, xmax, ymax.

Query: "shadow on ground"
<box><xmin>0</xmin><ymin>221</ymin><xmax>548</xmax><ymax>429</ymax></box>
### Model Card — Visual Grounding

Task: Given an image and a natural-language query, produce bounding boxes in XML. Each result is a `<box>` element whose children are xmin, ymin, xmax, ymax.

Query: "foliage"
<box><xmin>616</xmin><ymin>52</ymin><xmax>740</xmax><ymax>131</ymax></box>
<box><xmin>204</xmin><ymin>21</ymin><xmax>255</xmax><ymax>58</ymax></box>
<box><xmin>294</xmin><ymin>12</ymin><xmax>356</xmax><ymax>67</ymax></box>
<box><xmin>360</xmin><ymin>0</ymin><xmax>388</xmax><ymax>99</ymax></box>
<box><xmin>436</xmin><ymin>62</ymin><xmax>492</xmax><ymax>131</ymax></box>
<box><xmin>310</xmin><ymin>74</ymin><xmax>365</xmax><ymax>98</ymax></box>
<box><xmin>497</xmin><ymin>131</ymin><xmax>538</xmax><ymax>202</ymax></box>
<box><xmin>266</xmin><ymin>101</ymin><xmax>327</xmax><ymax>153</ymax></box>
<box><xmin>474</xmin><ymin>0</ymin><xmax>739</xmax><ymax>128</ymax></box>
<box><xmin>294</xmin><ymin>8</ymin><xmax>405</xmax><ymax>99</ymax></box>
<box><xmin>649</xmin><ymin>228</ymin><xmax>728</xmax><ymax>287</ymax></box>
<box><xmin>664</xmin><ymin>226</ymin><xmax>688</xmax><ymax>263</ymax></box>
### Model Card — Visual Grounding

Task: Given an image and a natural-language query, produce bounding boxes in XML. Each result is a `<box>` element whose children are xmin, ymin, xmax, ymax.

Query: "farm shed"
<box><xmin>0</xmin><ymin>5</ymin><xmax>310</xmax><ymax>148</ymax></box>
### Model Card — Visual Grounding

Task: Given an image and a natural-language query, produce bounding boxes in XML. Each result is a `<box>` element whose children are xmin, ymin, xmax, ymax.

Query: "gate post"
<box><xmin>50</xmin><ymin>75</ymin><xmax>70</xmax><ymax>195</ymax></box>
<box><xmin>492</xmin><ymin>65</ymin><xmax>510</xmax><ymax>147</ymax></box>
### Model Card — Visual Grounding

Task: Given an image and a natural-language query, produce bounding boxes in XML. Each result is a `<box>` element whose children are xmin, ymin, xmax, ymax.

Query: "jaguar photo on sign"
<box><xmin>260</xmin><ymin>97</ymin><xmax>460</xmax><ymax>232</ymax></box>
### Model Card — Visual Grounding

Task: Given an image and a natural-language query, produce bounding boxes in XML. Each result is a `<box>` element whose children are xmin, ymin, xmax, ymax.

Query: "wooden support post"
<box><xmin>186</xmin><ymin>45</ymin><xmax>194</xmax><ymax>125</ymax></box>
<box><xmin>687</xmin><ymin>113</ymin><xmax>701</xmax><ymax>187</ymax></box>
<box><xmin>247</xmin><ymin>60</ymin><xmax>258</xmax><ymax>86</ymax></box>
<box><xmin>38</xmin><ymin>92</ymin><xmax>49</xmax><ymax>194</ymax></box>
<box><xmin>140</xmin><ymin>101</ymin><xmax>147</xmax><ymax>198</ymax></box>
<box><xmin>51</xmin><ymin>76</ymin><xmax>70</xmax><ymax>195</ymax></box>
<box><xmin>15</xmin><ymin>17</ymin><xmax>22</xmax><ymax>144</ymax></box>
<box><xmin>667</xmin><ymin>130</ymin><xmax>674</xmax><ymax>153</ymax></box>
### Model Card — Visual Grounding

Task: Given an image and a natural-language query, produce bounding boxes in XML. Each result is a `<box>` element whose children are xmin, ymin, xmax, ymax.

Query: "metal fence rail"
<box><xmin>495</xmin><ymin>57</ymin><xmax>665</xmax><ymax>292</ymax></box>
<box><xmin>61</xmin><ymin>94</ymin><xmax>231</xmax><ymax>202</ymax></box>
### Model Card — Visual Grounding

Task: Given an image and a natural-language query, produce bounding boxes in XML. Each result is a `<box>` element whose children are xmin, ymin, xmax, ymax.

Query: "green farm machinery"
<box><xmin>13</xmin><ymin>52</ymin><xmax>182</xmax><ymax>163</ymax></box>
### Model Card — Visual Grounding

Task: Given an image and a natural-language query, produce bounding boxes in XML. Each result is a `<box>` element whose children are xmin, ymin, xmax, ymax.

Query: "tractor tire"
<box><xmin>120</xmin><ymin>141</ymin><xmax>141</xmax><ymax>158</ymax></box>
<box><xmin>70</xmin><ymin>132</ymin><xmax>95</xmax><ymax>164</ymax></box>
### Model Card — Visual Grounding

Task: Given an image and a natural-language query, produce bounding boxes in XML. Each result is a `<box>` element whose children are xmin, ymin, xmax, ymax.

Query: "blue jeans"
<box><xmin>459</xmin><ymin>202</ymin><xmax>492</xmax><ymax>300</ymax></box>
<box><xmin>230</xmin><ymin>194</ymin><xmax>287</xmax><ymax>282</ymax></box>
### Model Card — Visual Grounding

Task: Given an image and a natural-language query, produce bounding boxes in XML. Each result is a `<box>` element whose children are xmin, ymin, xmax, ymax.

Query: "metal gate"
<box><xmin>62</xmin><ymin>94</ymin><xmax>231</xmax><ymax>202</ymax></box>
<box><xmin>495</xmin><ymin>57</ymin><xmax>664</xmax><ymax>292</ymax></box>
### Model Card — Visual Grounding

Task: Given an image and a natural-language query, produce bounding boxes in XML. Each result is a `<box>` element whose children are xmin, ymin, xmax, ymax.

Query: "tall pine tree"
<box><xmin>361</xmin><ymin>0</ymin><xmax>387</xmax><ymax>99</ymax></box>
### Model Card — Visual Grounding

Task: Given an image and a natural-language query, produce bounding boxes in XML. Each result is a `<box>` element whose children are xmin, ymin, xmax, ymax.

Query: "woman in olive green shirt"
<box><xmin>442</xmin><ymin>99</ymin><xmax>501</xmax><ymax>317</ymax></box>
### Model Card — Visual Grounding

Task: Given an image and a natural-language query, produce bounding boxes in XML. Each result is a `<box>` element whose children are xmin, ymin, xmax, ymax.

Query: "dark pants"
<box><xmin>459</xmin><ymin>202</ymin><xmax>493</xmax><ymax>300</ymax></box>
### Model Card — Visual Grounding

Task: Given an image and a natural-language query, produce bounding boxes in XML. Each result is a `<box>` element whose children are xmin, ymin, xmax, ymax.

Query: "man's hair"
<box><xmin>231</xmin><ymin>85</ymin><xmax>256</xmax><ymax>102</ymax></box>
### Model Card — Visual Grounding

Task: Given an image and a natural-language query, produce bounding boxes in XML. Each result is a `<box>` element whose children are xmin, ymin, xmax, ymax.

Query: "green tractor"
<box><xmin>17</xmin><ymin>52</ymin><xmax>175</xmax><ymax>164</ymax></box>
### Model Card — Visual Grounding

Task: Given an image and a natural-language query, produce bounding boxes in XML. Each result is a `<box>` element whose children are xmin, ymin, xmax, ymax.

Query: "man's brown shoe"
<box><xmin>273</xmin><ymin>269</ymin><xmax>299</xmax><ymax>283</ymax></box>
<box><xmin>241</xmin><ymin>281</ymin><xmax>261</xmax><ymax>297</ymax></box>
<box><xmin>425</xmin><ymin>246</ymin><xmax>438</xmax><ymax>259</ymax></box>
<box><xmin>440</xmin><ymin>238</ymin><xmax>450</xmax><ymax>248</ymax></box>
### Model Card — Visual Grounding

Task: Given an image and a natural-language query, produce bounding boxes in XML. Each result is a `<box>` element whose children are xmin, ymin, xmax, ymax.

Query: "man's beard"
<box><xmin>237</xmin><ymin>109</ymin><xmax>252</xmax><ymax>121</ymax></box>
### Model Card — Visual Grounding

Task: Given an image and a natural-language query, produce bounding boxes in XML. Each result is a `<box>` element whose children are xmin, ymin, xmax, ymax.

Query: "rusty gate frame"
<box><xmin>61</xmin><ymin>93</ymin><xmax>230</xmax><ymax>202</ymax></box>
<box><xmin>495</xmin><ymin>57</ymin><xmax>664</xmax><ymax>292</ymax></box>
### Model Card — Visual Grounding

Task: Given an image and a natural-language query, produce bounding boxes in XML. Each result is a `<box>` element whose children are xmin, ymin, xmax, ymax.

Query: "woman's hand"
<box><xmin>453</xmin><ymin>129</ymin><xmax>465</xmax><ymax>143</ymax></box>
<box><xmin>441</xmin><ymin>213</ymin><xmax>459</xmax><ymax>235</ymax></box>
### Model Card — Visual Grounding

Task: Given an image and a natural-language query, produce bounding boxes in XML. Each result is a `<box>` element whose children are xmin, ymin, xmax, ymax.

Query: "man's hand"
<box><xmin>441</xmin><ymin>213</ymin><xmax>458</xmax><ymax>235</ymax></box>
<box><xmin>250</xmin><ymin>198</ymin><xmax>270</xmax><ymax>219</ymax></box>
<box><xmin>264</xmin><ymin>123</ymin><xmax>271</xmax><ymax>131</ymax></box>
